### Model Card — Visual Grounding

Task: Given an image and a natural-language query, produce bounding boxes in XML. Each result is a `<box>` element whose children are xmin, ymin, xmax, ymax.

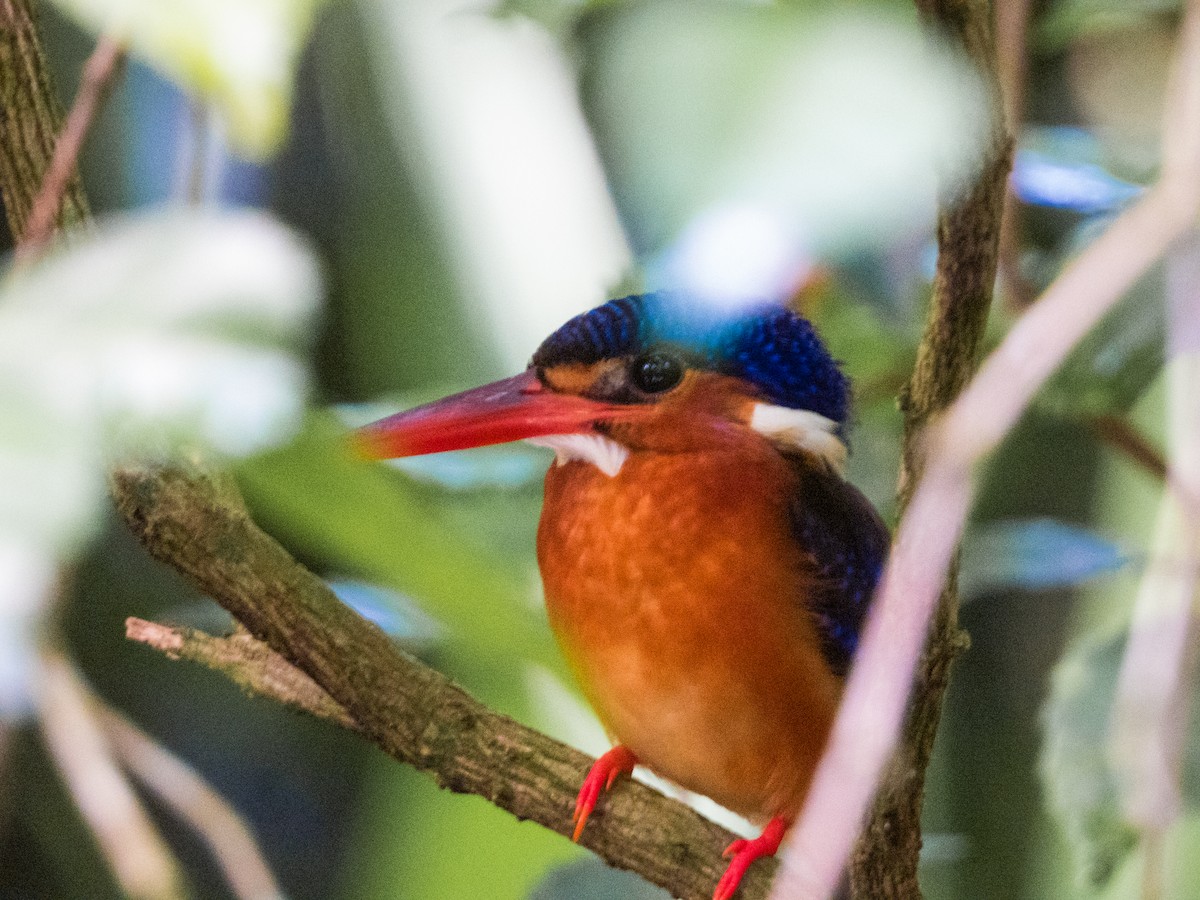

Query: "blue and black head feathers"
<box><xmin>532</xmin><ymin>292</ymin><xmax>849</xmax><ymax>425</ymax></box>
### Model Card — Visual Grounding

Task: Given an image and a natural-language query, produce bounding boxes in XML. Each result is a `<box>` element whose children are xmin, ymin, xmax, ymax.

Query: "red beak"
<box><xmin>352</xmin><ymin>370</ymin><xmax>635</xmax><ymax>459</ymax></box>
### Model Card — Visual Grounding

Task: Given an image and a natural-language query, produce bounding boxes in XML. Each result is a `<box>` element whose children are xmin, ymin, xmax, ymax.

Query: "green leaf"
<box><xmin>48</xmin><ymin>0</ymin><xmax>327</xmax><ymax>157</ymax></box>
<box><xmin>960</xmin><ymin>519</ymin><xmax>1128</xmax><ymax>600</ymax></box>
<box><xmin>1042</xmin><ymin>630</ymin><xmax>1200</xmax><ymax>888</ymax></box>
<box><xmin>1039</xmin><ymin>264</ymin><xmax>1165</xmax><ymax>418</ymax></box>
<box><xmin>1037</xmin><ymin>0</ymin><xmax>1181</xmax><ymax>53</ymax></box>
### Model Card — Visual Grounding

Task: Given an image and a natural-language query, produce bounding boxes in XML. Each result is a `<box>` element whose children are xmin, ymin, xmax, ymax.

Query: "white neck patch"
<box><xmin>749</xmin><ymin>403</ymin><xmax>847</xmax><ymax>473</ymax></box>
<box><xmin>526</xmin><ymin>433</ymin><xmax>630</xmax><ymax>477</ymax></box>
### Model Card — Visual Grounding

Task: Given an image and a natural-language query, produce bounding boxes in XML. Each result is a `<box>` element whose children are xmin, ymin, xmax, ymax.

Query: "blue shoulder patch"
<box><xmin>787</xmin><ymin>461</ymin><xmax>890</xmax><ymax>676</ymax></box>
<box><xmin>532</xmin><ymin>293</ymin><xmax>849</xmax><ymax>425</ymax></box>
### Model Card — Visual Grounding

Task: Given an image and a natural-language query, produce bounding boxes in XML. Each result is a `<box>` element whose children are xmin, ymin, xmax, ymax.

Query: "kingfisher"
<box><xmin>354</xmin><ymin>292</ymin><xmax>889</xmax><ymax>900</ymax></box>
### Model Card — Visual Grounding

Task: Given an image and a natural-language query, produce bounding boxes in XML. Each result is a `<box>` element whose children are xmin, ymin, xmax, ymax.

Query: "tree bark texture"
<box><xmin>850</xmin><ymin>0</ymin><xmax>1012</xmax><ymax>896</ymax></box>
<box><xmin>0</xmin><ymin>0</ymin><xmax>88</xmax><ymax>238</ymax></box>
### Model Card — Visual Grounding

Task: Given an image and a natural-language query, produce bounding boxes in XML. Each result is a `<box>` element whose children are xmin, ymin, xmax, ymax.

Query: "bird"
<box><xmin>354</xmin><ymin>291</ymin><xmax>889</xmax><ymax>900</ymax></box>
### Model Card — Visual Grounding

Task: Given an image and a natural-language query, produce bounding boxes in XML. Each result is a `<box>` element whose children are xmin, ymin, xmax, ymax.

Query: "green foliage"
<box><xmin>49</xmin><ymin>0</ymin><xmax>328</xmax><ymax>157</ymax></box>
<box><xmin>1039</xmin><ymin>269</ymin><xmax>1165</xmax><ymax>419</ymax></box>
<box><xmin>1043</xmin><ymin>631</ymin><xmax>1200</xmax><ymax>890</ymax></box>
<box><xmin>1038</xmin><ymin>0</ymin><xmax>1181</xmax><ymax>51</ymax></box>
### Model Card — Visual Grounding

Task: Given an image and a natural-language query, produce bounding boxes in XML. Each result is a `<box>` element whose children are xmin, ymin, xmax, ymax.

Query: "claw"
<box><xmin>713</xmin><ymin>817</ymin><xmax>789</xmax><ymax>900</ymax></box>
<box><xmin>572</xmin><ymin>745</ymin><xmax>637</xmax><ymax>841</ymax></box>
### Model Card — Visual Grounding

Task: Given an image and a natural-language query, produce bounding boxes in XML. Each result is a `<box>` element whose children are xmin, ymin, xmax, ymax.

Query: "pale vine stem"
<box><xmin>771</xmin><ymin>0</ymin><xmax>1200</xmax><ymax>896</ymax></box>
<box><xmin>1106</xmin><ymin>226</ymin><xmax>1200</xmax><ymax>896</ymax></box>
<box><xmin>35</xmin><ymin>650</ymin><xmax>186</xmax><ymax>900</ymax></box>
<box><xmin>2</xmin><ymin>8</ymin><xmax>282</xmax><ymax>897</ymax></box>
<box><xmin>96</xmin><ymin>702</ymin><xmax>287</xmax><ymax>900</ymax></box>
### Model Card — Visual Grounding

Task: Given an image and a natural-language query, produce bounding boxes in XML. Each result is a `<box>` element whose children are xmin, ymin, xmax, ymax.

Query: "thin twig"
<box><xmin>995</xmin><ymin>0</ymin><xmax>1035</xmax><ymax>310</ymax></box>
<box><xmin>15</xmin><ymin>34</ymin><xmax>124</xmax><ymax>263</ymax></box>
<box><xmin>126</xmin><ymin>617</ymin><xmax>359</xmax><ymax>732</ymax></box>
<box><xmin>35</xmin><ymin>650</ymin><xmax>186</xmax><ymax>900</ymax></box>
<box><xmin>97</xmin><ymin>702</ymin><xmax>286</xmax><ymax>900</ymax></box>
<box><xmin>843</xmin><ymin>0</ymin><xmax>1013</xmax><ymax>894</ymax></box>
<box><xmin>1087</xmin><ymin>414</ymin><xmax>1168</xmax><ymax>481</ymax></box>
<box><xmin>771</xmin><ymin>1</ymin><xmax>1200</xmax><ymax>895</ymax></box>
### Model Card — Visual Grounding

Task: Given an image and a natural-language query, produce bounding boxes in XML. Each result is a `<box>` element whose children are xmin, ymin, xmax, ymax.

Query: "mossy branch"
<box><xmin>850</xmin><ymin>1</ymin><xmax>1011</xmax><ymax>896</ymax></box>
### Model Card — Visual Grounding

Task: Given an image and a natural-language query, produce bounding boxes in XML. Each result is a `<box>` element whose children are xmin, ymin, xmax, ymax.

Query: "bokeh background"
<box><xmin>0</xmin><ymin>1</ymin><xmax>1192</xmax><ymax>899</ymax></box>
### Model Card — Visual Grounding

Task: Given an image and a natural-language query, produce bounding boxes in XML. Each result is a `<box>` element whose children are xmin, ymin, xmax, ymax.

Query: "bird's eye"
<box><xmin>630</xmin><ymin>351</ymin><xmax>684</xmax><ymax>393</ymax></box>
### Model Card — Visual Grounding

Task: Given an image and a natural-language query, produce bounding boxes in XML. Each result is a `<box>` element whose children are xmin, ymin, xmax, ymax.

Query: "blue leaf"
<box><xmin>326</xmin><ymin>578</ymin><xmax>443</xmax><ymax>644</ymax></box>
<box><xmin>960</xmin><ymin>519</ymin><xmax>1128</xmax><ymax>600</ymax></box>
<box><xmin>1012</xmin><ymin>149</ymin><xmax>1142</xmax><ymax>215</ymax></box>
<box><xmin>388</xmin><ymin>447</ymin><xmax>547</xmax><ymax>491</ymax></box>
<box><xmin>529</xmin><ymin>858</ymin><xmax>671</xmax><ymax>900</ymax></box>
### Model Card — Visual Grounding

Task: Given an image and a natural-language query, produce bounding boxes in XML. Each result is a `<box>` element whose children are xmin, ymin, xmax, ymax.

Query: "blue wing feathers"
<box><xmin>786</xmin><ymin>459</ymin><xmax>890</xmax><ymax>677</ymax></box>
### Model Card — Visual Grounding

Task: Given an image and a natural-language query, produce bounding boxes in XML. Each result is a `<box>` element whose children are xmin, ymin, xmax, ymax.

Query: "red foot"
<box><xmin>713</xmin><ymin>817</ymin><xmax>790</xmax><ymax>900</ymax></box>
<box><xmin>572</xmin><ymin>745</ymin><xmax>637</xmax><ymax>841</ymax></box>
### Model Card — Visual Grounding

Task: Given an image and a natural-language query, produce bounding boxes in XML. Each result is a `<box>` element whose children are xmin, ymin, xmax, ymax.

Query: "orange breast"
<box><xmin>537</xmin><ymin>439</ymin><xmax>841</xmax><ymax>821</ymax></box>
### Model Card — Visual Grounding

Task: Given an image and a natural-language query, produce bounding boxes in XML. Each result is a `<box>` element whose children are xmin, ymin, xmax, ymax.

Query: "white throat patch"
<box><xmin>749</xmin><ymin>403</ymin><xmax>847</xmax><ymax>473</ymax></box>
<box><xmin>526</xmin><ymin>433</ymin><xmax>630</xmax><ymax>477</ymax></box>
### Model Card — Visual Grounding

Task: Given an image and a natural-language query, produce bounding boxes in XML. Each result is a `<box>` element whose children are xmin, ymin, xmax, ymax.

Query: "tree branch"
<box><xmin>125</xmin><ymin>617</ymin><xmax>359</xmax><ymax>733</ymax></box>
<box><xmin>111</xmin><ymin>462</ymin><xmax>775</xmax><ymax>900</ymax></box>
<box><xmin>0</xmin><ymin>0</ymin><xmax>90</xmax><ymax>239</ymax></box>
<box><xmin>849</xmin><ymin>0</ymin><xmax>1011</xmax><ymax>895</ymax></box>
<box><xmin>775</xmin><ymin>0</ymin><xmax>1200</xmax><ymax>896</ymax></box>
<box><xmin>16</xmin><ymin>32</ymin><xmax>123</xmax><ymax>262</ymax></box>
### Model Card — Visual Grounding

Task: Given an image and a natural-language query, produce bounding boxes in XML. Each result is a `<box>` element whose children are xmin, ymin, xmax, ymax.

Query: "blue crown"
<box><xmin>532</xmin><ymin>293</ymin><xmax>850</xmax><ymax>425</ymax></box>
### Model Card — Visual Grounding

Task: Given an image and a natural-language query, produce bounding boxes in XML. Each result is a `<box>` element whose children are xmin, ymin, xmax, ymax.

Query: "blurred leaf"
<box><xmin>587</xmin><ymin>2</ymin><xmax>988</xmax><ymax>255</ymax></box>
<box><xmin>1043</xmin><ymin>633</ymin><xmax>1141</xmax><ymax>886</ymax></box>
<box><xmin>326</xmin><ymin>578</ymin><xmax>443</xmax><ymax>645</ymax></box>
<box><xmin>808</xmin><ymin>288</ymin><xmax>916</xmax><ymax>390</ymax></box>
<box><xmin>1095</xmin><ymin>815</ymin><xmax>1200</xmax><ymax>900</ymax></box>
<box><xmin>0</xmin><ymin>209</ymin><xmax>319</xmax><ymax>558</ymax></box>
<box><xmin>49</xmin><ymin>0</ymin><xmax>327</xmax><ymax>157</ymax></box>
<box><xmin>1042</xmin><ymin>631</ymin><xmax>1200</xmax><ymax>888</ymax></box>
<box><xmin>236</xmin><ymin>413</ymin><xmax>563</xmax><ymax>674</ymax></box>
<box><xmin>529</xmin><ymin>858</ymin><xmax>670</xmax><ymax>900</ymax></box>
<box><xmin>1039</xmin><ymin>265</ymin><xmax>1165</xmax><ymax>418</ymax></box>
<box><xmin>0</xmin><ymin>208</ymin><xmax>316</xmax><ymax>727</ymax></box>
<box><xmin>1038</xmin><ymin>0</ymin><xmax>1180</xmax><ymax>52</ymax></box>
<box><xmin>495</xmin><ymin>0</ymin><xmax>616</xmax><ymax>41</ymax></box>
<box><xmin>1013</xmin><ymin>131</ymin><xmax>1143</xmax><ymax>214</ymax></box>
<box><xmin>960</xmin><ymin>519</ymin><xmax>1128</xmax><ymax>600</ymax></box>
